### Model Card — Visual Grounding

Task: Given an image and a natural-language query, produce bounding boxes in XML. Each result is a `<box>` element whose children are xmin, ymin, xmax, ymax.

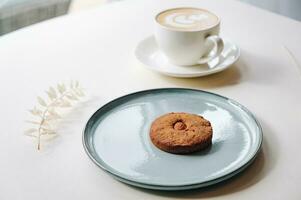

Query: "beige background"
<box><xmin>0</xmin><ymin>0</ymin><xmax>300</xmax><ymax>199</ymax></box>
<box><xmin>69</xmin><ymin>0</ymin><xmax>105</xmax><ymax>12</ymax></box>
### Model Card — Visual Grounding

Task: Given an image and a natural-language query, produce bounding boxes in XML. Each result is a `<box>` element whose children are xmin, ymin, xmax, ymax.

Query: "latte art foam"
<box><xmin>156</xmin><ymin>8</ymin><xmax>219</xmax><ymax>31</ymax></box>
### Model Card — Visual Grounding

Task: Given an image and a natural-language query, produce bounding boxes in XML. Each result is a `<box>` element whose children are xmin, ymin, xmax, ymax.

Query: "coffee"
<box><xmin>156</xmin><ymin>8</ymin><xmax>219</xmax><ymax>31</ymax></box>
<box><xmin>155</xmin><ymin>7</ymin><xmax>223</xmax><ymax>65</ymax></box>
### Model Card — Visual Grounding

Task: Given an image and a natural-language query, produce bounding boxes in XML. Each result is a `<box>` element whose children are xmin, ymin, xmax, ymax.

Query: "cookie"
<box><xmin>150</xmin><ymin>112</ymin><xmax>213</xmax><ymax>154</ymax></box>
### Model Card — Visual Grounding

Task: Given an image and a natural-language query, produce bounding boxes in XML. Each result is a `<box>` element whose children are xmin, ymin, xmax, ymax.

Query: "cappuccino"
<box><xmin>156</xmin><ymin>8</ymin><xmax>219</xmax><ymax>31</ymax></box>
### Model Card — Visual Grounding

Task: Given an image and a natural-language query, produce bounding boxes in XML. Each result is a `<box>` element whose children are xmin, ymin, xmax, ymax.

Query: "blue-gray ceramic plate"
<box><xmin>83</xmin><ymin>88</ymin><xmax>262</xmax><ymax>190</ymax></box>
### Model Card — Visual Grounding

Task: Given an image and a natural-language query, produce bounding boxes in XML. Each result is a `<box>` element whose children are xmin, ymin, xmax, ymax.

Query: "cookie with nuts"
<box><xmin>150</xmin><ymin>112</ymin><xmax>213</xmax><ymax>154</ymax></box>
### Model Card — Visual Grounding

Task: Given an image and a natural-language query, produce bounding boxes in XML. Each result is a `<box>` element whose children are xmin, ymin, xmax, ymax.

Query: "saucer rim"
<box><xmin>134</xmin><ymin>35</ymin><xmax>240</xmax><ymax>78</ymax></box>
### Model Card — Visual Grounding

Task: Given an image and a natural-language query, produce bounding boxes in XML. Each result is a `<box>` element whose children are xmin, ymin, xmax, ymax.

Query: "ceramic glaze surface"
<box><xmin>135</xmin><ymin>36</ymin><xmax>240</xmax><ymax>77</ymax></box>
<box><xmin>83</xmin><ymin>89</ymin><xmax>262</xmax><ymax>188</ymax></box>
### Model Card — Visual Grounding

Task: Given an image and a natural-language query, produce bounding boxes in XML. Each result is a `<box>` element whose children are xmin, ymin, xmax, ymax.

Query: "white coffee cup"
<box><xmin>155</xmin><ymin>7</ymin><xmax>224</xmax><ymax>66</ymax></box>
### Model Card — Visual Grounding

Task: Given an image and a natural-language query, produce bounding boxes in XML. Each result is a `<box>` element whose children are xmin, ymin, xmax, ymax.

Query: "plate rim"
<box><xmin>82</xmin><ymin>88</ymin><xmax>263</xmax><ymax>188</ymax></box>
<box><xmin>106</xmin><ymin>151</ymin><xmax>260</xmax><ymax>190</ymax></box>
<box><xmin>134</xmin><ymin>36</ymin><xmax>241</xmax><ymax>78</ymax></box>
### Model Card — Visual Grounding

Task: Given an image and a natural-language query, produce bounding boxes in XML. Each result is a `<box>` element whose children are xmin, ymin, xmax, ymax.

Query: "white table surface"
<box><xmin>0</xmin><ymin>0</ymin><xmax>301</xmax><ymax>199</ymax></box>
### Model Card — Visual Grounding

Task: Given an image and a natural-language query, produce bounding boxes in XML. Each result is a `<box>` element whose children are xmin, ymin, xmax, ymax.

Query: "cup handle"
<box><xmin>197</xmin><ymin>35</ymin><xmax>224</xmax><ymax>64</ymax></box>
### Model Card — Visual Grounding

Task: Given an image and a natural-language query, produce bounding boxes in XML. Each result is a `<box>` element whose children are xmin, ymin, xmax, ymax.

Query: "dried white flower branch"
<box><xmin>25</xmin><ymin>80</ymin><xmax>84</xmax><ymax>150</ymax></box>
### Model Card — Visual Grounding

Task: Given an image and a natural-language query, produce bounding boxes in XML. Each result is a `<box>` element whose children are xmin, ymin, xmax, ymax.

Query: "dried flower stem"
<box><xmin>25</xmin><ymin>81</ymin><xmax>84</xmax><ymax>150</ymax></box>
<box><xmin>37</xmin><ymin>89</ymin><xmax>77</xmax><ymax>149</ymax></box>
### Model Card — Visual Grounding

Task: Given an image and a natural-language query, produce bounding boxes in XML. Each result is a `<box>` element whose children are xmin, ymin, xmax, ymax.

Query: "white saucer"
<box><xmin>135</xmin><ymin>36</ymin><xmax>240</xmax><ymax>78</ymax></box>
